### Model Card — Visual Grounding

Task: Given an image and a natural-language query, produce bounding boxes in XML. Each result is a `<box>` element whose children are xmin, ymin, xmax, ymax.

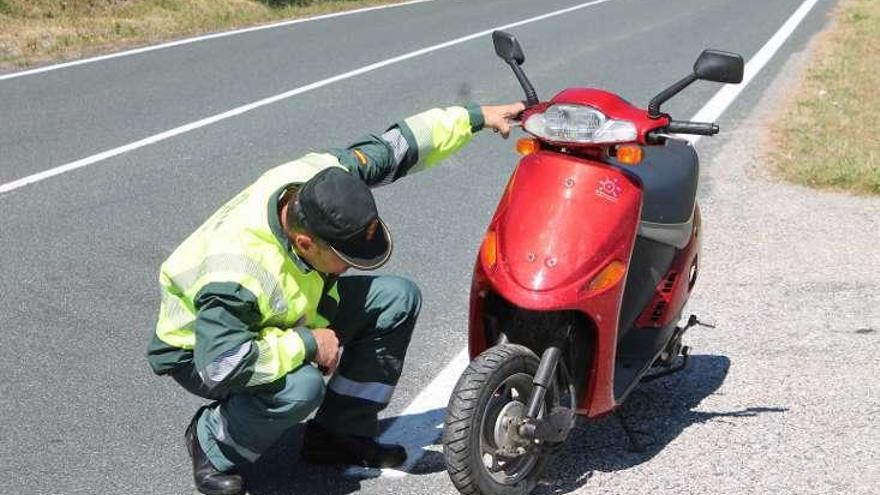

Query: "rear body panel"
<box><xmin>635</xmin><ymin>207</ymin><xmax>701</xmax><ymax>328</ymax></box>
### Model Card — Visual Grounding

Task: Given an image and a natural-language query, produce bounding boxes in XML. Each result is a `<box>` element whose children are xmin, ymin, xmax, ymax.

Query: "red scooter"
<box><xmin>442</xmin><ymin>31</ymin><xmax>743</xmax><ymax>495</ymax></box>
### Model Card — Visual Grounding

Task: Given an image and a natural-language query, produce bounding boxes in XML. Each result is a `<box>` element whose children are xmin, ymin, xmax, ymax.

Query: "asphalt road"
<box><xmin>4</xmin><ymin>0</ymin><xmax>875</xmax><ymax>494</ymax></box>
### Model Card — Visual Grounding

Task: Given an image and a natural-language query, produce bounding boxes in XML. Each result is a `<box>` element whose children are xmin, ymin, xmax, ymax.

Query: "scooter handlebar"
<box><xmin>665</xmin><ymin>120</ymin><xmax>720</xmax><ymax>135</ymax></box>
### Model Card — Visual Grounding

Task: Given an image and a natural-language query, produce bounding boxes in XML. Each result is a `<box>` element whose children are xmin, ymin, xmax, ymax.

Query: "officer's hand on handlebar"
<box><xmin>482</xmin><ymin>102</ymin><xmax>527</xmax><ymax>139</ymax></box>
<box><xmin>311</xmin><ymin>328</ymin><xmax>340</xmax><ymax>375</ymax></box>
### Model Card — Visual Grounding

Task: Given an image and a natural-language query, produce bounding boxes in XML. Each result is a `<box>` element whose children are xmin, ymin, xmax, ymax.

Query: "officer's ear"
<box><xmin>293</xmin><ymin>232</ymin><xmax>318</xmax><ymax>255</ymax></box>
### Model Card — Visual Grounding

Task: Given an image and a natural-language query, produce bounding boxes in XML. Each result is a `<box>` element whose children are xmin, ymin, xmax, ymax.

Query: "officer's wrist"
<box><xmin>294</xmin><ymin>327</ymin><xmax>318</xmax><ymax>361</ymax></box>
<box><xmin>465</xmin><ymin>103</ymin><xmax>485</xmax><ymax>133</ymax></box>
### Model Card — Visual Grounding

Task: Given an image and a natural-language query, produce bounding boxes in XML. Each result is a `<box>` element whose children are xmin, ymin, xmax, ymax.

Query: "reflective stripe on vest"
<box><xmin>248</xmin><ymin>327</ymin><xmax>307</xmax><ymax>386</ymax></box>
<box><xmin>157</xmin><ymin>291</ymin><xmax>196</xmax><ymax>349</ymax></box>
<box><xmin>170</xmin><ymin>253</ymin><xmax>288</xmax><ymax>314</ymax></box>
<box><xmin>403</xmin><ymin>106</ymin><xmax>474</xmax><ymax>173</ymax></box>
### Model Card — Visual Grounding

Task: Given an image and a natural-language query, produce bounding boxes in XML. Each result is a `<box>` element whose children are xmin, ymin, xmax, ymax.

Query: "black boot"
<box><xmin>185</xmin><ymin>405</ymin><xmax>244</xmax><ymax>495</ymax></box>
<box><xmin>301</xmin><ymin>420</ymin><xmax>407</xmax><ymax>468</ymax></box>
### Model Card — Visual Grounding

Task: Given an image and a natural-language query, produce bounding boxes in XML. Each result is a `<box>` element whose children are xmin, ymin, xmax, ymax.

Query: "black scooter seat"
<box><xmin>611</xmin><ymin>140</ymin><xmax>699</xmax><ymax>224</ymax></box>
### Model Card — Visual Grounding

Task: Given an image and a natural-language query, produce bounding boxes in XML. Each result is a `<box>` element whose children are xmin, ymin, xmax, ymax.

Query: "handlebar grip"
<box><xmin>666</xmin><ymin>120</ymin><xmax>720</xmax><ymax>135</ymax></box>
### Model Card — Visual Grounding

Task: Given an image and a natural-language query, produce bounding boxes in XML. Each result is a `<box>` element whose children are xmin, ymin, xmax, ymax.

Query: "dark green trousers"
<box><xmin>172</xmin><ymin>275</ymin><xmax>421</xmax><ymax>471</ymax></box>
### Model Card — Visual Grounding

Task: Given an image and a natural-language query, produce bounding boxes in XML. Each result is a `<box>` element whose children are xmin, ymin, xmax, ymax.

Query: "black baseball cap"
<box><xmin>294</xmin><ymin>168</ymin><xmax>393</xmax><ymax>270</ymax></box>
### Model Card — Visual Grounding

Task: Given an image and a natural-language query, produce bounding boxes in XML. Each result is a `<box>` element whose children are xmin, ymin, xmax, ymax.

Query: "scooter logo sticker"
<box><xmin>596</xmin><ymin>178</ymin><xmax>622</xmax><ymax>202</ymax></box>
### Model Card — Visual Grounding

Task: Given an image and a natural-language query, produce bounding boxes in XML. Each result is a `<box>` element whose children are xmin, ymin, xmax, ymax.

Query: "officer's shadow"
<box><xmin>245</xmin><ymin>354</ymin><xmax>786</xmax><ymax>495</ymax></box>
<box><xmin>243</xmin><ymin>408</ymin><xmax>448</xmax><ymax>495</ymax></box>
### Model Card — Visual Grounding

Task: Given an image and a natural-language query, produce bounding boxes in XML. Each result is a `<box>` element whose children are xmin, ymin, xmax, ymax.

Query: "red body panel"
<box><xmin>468</xmin><ymin>151</ymin><xmax>642</xmax><ymax>417</ymax></box>
<box><xmin>636</xmin><ymin>207</ymin><xmax>702</xmax><ymax>327</ymax></box>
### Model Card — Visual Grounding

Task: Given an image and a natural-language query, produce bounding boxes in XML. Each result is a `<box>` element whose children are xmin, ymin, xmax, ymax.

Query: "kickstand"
<box><xmin>614</xmin><ymin>409</ymin><xmax>648</xmax><ymax>453</ymax></box>
<box><xmin>641</xmin><ymin>346</ymin><xmax>690</xmax><ymax>383</ymax></box>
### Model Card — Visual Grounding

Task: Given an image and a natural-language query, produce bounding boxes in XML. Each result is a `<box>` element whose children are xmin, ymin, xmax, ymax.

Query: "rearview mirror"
<box><xmin>493</xmin><ymin>31</ymin><xmax>525</xmax><ymax>65</ymax></box>
<box><xmin>693</xmin><ymin>49</ymin><xmax>744</xmax><ymax>84</ymax></box>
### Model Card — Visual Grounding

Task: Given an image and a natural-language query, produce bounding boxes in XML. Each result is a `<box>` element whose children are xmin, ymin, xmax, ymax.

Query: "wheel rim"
<box><xmin>478</xmin><ymin>372</ymin><xmax>540</xmax><ymax>485</ymax></box>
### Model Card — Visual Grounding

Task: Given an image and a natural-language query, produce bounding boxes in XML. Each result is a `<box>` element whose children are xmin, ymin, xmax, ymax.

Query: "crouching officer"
<box><xmin>147</xmin><ymin>101</ymin><xmax>526</xmax><ymax>495</ymax></box>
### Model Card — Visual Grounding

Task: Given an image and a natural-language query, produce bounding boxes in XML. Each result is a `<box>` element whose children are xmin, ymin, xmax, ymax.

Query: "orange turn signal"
<box><xmin>516</xmin><ymin>138</ymin><xmax>539</xmax><ymax>156</ymax></box>
<box><xmin>586</xmin><ymin>260</ymin><xmax>626</xmax><ymax>294</ymax></box>
<box><xmin>616</xmin><ymin>144</ymin><xmax>643</xmax><ymax>165</ymax></box>
<box><xmin>480</xmin><ymin>230</ymin><xmax>498</xmax><ymax>269</ymax></box>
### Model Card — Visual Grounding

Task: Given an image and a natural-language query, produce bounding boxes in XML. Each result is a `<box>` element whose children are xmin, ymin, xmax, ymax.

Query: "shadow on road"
<box><xmin>534</xmin><ymin>354</ymin><xmax>787</xmax><ymax>494</ymax></box>
<box><xmin>243</xmin><ymin>409</ymin><xmax>447</xmax><ymax>495</ymax></box>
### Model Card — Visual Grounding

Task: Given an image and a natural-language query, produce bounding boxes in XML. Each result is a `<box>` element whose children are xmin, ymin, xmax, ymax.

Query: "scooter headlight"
<box><xmin>523</xmin><ymin>104</ymin><xmax>637</xmax><ymax>144</ymax></box>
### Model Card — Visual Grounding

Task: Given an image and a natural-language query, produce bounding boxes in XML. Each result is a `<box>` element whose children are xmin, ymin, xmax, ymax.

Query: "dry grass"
<box><xmin>768</xmin><ymin>0</ymin><xmax>880</xmax><ymax>195</ymax></box>
<box><xmin>0</xmin><ymin>0</ymin><xmax>402</xmax><ymax>69</ymax></box>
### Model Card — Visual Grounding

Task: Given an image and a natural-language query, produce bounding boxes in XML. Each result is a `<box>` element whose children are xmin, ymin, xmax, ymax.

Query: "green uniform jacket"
<box><xmin>147</xmin><ymin>105</ymin><xmax>485</xmax><ymax>395</ymax></box>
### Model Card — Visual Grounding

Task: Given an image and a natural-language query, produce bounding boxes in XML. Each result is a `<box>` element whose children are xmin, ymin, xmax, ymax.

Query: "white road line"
<box><xmin>685</xmin><ymin>0</ymin><xmax>821</xmax><ymax>144</ymax></box>
<box><xmin>0</xmin><ymin>0</ymin><xmax>618</xmax><ymax>196</ymax></box>
<box><xmin>0</xmin><ymin>0</ymin><xmax>436</xmax><ymax>82</ymax></box>
<box><xmin>344</xmin><ymin>348</ymin><xmax>470</xmax><ymax>479</ymax></box>
<box><xmin>349</xmin><ymin>0</ymin><xmax>824</xmax><ymax>479</ymax></box>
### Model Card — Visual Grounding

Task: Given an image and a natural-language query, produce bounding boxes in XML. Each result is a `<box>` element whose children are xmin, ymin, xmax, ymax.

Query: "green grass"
<box><xmin>0</xmin><ymin>0</ymin><xmax>401</xmax><ymax>69</ymax></box>
<box><xmin>769</xmin><ymin>0</ymin><xmax>880</xmax><ymax>195</ymax></box>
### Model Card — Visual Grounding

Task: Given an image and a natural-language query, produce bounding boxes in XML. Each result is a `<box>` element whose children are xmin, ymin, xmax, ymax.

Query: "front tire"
<box><xmin>443</xmin><ymin>344</ymin><xmax>556</xmax><ymax>495</ymax></box>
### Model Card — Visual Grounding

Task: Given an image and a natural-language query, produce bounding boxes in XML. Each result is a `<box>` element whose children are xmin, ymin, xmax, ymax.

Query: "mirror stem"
<box><xmin>648</xmin><ymin>73</ymin><xmax>697</xmax><ymax>118</ymax></box>
<box><xmin>509</xmin><ymin>61</ymin><xmax>540</xmax><ymax>107</ymax></box>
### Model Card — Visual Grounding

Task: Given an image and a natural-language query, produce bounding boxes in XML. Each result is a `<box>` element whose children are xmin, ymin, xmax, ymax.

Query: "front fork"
<box><xmin>517</xmin><ymin>346</ymin><xmax>575</xmax><ymax>444</ymax></box>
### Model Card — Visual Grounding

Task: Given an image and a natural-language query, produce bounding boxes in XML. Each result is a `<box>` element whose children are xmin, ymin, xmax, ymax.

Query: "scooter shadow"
<box><xmin>533</xmin><ymin>354</ymin><xmax>787</xmax><ymax>495</ymax></box>
<box><xmin>242</xmin><ymin>410</ymin><xmax>448</xmax><ymax>495</ymax></box>
<box><xmin>242</xmin><ymin>354</ymin><xmax>785</xmax><ymax>495</ymax></box>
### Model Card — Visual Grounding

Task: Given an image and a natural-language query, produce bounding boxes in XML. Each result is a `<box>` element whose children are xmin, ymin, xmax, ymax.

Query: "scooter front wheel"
<box><xmin>443</xmin><ymin>343</ymin><xmax>556</xmax><ymax>495</ymax></box>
